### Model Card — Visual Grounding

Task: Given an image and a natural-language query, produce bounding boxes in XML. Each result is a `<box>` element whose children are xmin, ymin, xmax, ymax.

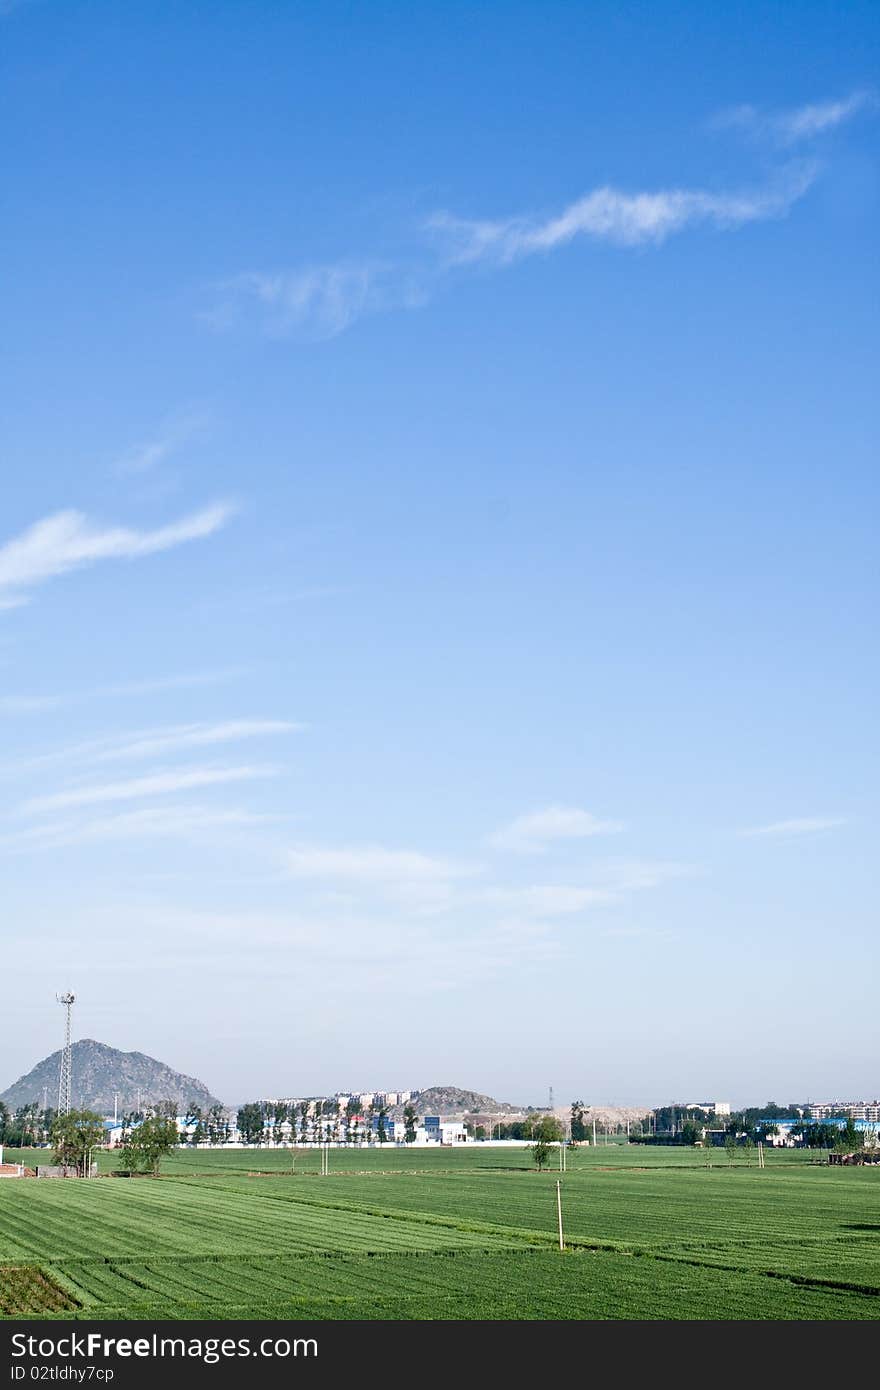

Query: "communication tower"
<box><xmin>57</xmin><ymin>992</ymin><xmax>75</xmax><ymax>1115</ymax></box>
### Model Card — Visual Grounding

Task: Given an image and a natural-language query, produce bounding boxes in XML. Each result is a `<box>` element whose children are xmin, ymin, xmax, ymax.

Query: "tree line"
<box><xmin>233</xmin><ymin>1099</ymin><xmax>417</xmax><ymax>1144</ymax></box>
<box><xmin>0</xmin><ymin>1100</ymin><xmax>55</xmax><ymax>1148</ymax></box>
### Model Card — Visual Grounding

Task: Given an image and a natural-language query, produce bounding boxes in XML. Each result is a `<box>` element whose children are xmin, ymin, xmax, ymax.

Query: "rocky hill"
<box><xmin>556</xmin><ymin>1104</ymin><xmax>652</xmax><ymax>1127</ymax></box>
<box><xmin>0</xmin><ymin>1039</ymin><xmax>223</xmax><ymax>1115</ymax></box>
<box><xmin>388</xmin><ymin>1086</ymin><xmax>525</xmax><ymax>1119</ymax></box>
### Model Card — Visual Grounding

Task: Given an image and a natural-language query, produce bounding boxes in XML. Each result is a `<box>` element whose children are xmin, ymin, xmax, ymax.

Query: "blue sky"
<box><xmin>1</xmin><ymin>1</ymin><xmax>877</xmax><ymax>1107</ymax></box>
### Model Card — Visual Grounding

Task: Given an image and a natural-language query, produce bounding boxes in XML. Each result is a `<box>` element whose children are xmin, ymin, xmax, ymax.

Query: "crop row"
<box><xmin>186</xmin><ymin>1166</ymin><xmax>880</xmax><ymax>1288</ymax></box>
<box><xmin>0</xmin><ymin>1179</ymin><xmax>531</xmax><ymax>1264</ymax></box>
<box><xmin>0</xmin><ymin>1265</ymin><xmax>77</xmax><ymax>1316</ymax></box>
<box><xmin>20</xmin><ymin>1250</ymin><xmax>877</xmax><ymax>1322</ymax></box>
<box><xmin>2</xmin><ymin>1163</ymin><xmax>876</xmax><ymax>1306</ymax></box>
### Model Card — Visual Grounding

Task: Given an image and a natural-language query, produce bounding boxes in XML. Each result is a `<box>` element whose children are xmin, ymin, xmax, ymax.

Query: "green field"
<box><xmin>1</xmin><ymin>1145</ymin><xmax>877</xmax><ymax>1320</ymax></box>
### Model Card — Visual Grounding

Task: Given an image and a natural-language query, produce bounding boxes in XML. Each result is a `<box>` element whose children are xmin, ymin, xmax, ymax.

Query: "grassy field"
<box><xmin>1</xmin><ymin>1145</ymin><xmax>877</xmax><ymax>1320</ymax></box>
<box><xmin>7</xmin><ymin>1140</ymin><xmax>817</xmax><ymax>1176</ymax></box>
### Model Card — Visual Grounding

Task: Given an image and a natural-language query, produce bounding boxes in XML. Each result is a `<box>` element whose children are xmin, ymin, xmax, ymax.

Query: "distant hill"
<box><xmin>389</xmin><ymin>1086</ymin><xmax>525</xmax><ymax>1119</ymax></box>
<box><xmin>0</xmin><ymin>1039</ymin><xmax>223</xmax><ymax>1115</ymax></box>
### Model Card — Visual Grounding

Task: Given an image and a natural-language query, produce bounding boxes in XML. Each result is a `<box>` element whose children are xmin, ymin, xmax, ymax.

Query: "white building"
<box><xmin>390</xmin><ymin>1119</ymin><xmax>468</xmax><ymax>1145</ymax></box>
<box><xmin>808</xmin><ymin>1101</ymin><xmax>880</xmax><ymax>1122</ymax></box>
<box><xmin>686</xmin><ymin>1101</ymin><xmax>731</xmax><ymax>1117</ymax></box>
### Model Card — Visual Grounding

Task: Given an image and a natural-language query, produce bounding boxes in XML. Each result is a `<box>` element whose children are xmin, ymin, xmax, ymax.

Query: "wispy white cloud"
<box><xmin>207</xmin><ymin>262</ymin><xmax>427</xmax><ymax>340</ymax></box>
<box><xmin>480</xmin><ymin>884</ymin><xmax>614</xmax><ymax>916</ymax></box>
<box><xmin>74</xmin><ymin>903</ymin><xmax>562</xmax><ymax>991</ymax></box>
<box><xmin>20</xmin><ymin>764</ymin><xmax>277</xmax><ymax>816</ymax></box>
<box><xmin>587</xmin><ymin>859</ymin><xmax>698</xmax><ymax>892</ymax></box>
<box><xmin>0</xmin><ymin>669</ymin><xmax>245</xmax><ymax>716</ymax></box>
<box><xmin>429</xmin><ymin>165</ymin><xmax>817</xmax><ymax>265</ymax></box>
<box><xmin>739</xmin><ymin>817</ymin><xmax>847</xmax><ymax>838</ymax></box>
<box><xmin>112</xmin><ymin>409</ymin><xmax>210</xmax><ymax>477</ymax></box>
<box><xmin>25</xmin><ymin>719</ymin><xmax>303</xmax><ymax>768</ymax></box>
<box><xmin>480</xmin><ymin>862</ymin><xmax>697</xmax><ymax>915</ymax></box>
<box><xmin>489</xmin><ymin>805</ymin><xmax>624</xmax><ymax>853</ymax></box>
<box><xmin>715</xmin><ymin>91</ymin><xmax>875</xmax><ymax>147</ymax></box>
<box><xmin>0</xmin><ymin>502</ymin><xmax>235</xmax><ymax>607</ymax></box>
<box><xmin>206</xmin><ymin>93</ymin><xmax>866</xmax><ymax>345</ymax></box>
<box><xmin>0</xmin><ymin>804</ymin><xmax>274</xmax><ymax>853</ymax></box>
<box><xmin>216</xmin><ymin>169</ymin><xmax>814</xmax><ymax>344</ymax></box>
<box><xmin>285</xmin><ymin>842</ymin><xmax>477</xmax><ymax>885</ymax></box>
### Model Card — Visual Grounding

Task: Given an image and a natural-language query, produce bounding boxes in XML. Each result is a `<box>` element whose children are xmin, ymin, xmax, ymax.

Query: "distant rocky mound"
<box><xmin>389</xmin><ymin>1086</ymin><xmax>525</xmax><ymax>1119</ymax></box>
<box><xmin>0</xmin><ymin>1039</ymin><xmax>223</xmax><ymax>1115</ymax></box>
<box><xmin>557</xmin><ymin>1104</ymin><xmax>651</xmax><ymax>1127</ymax></box>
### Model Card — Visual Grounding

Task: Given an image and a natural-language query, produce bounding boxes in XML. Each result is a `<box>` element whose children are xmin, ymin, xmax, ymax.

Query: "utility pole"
<box><xmin>592</xmin><ymin>1117</ymin><xmax>597</xmax><ymax>1147</ymax></box>
<box><xmin>556</xmin><ymin>1180</ymin><xmax>564</xmax><ymax>1251</ymax></box>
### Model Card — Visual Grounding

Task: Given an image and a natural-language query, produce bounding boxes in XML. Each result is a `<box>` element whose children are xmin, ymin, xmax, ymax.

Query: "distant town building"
<box><xmin>807</xmin><ymin>1101</ymin><xmax>880</xmax><ymax>1122</ymax></box>
<box><xmin>685</xmin><ymin>1101</ymin><xmax>731</xmax><ymax>1117</ymax></box>
<box><xmin>391</xmin><ymin>1119</ymin><xmax>466</xmax><ymax>1145</ymax></box>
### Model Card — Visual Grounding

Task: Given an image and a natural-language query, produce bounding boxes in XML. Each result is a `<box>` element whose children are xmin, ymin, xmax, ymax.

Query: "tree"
<box><xmin>207</xmin><ymin>1104</ymin><xmax>228</xmax><ymax>1145</ymax></box>
<box><xmin>237</xmin><ymin>1102</ymin><xmax>263</xmax><ymax>1145</ymax></box>
<box><xmin>185</xmin><ymin>1103</ymin><xmax>202</xmax><ymax>1144</ymax></box>
<box><xmin>122</xmin><ymin>1115</ymin><xmax>179</xmax><ymax>1176</ymax></box>
<box><xmin>261</xmin><ymin>1104</ymin><xmax>274</xmax><ymax>1147</ymax></box>
<box><xmin>51</xmin><ymin>1110</ymin><xmax>105</xmax><ymax>1176</ymax></box>
<box><xmin>403</xmin><ymin>1104</ymin><xmax>418</xmax><ymax>1144</ymax></box>
<box><xmin>273</xmin><ymin>1102</ymin><xmax>288</xmax><ymax>1144</ymax></box>
<box><xmin>795</xmin><ymin>1121</ymin><xmax>843</xmax><ymax>1150</ymax></box>
<box><xmin>570</xmin><ymin>1101</ymin><xmax>587</xmax><ymax>1144</ymax></box>
<box><xmin>530</xmin><ymin>1114</ymin><xmax>563</xmax><ymax>1143</ymax></box>
<box><xmin>532</xmin><ymin>1140</ymin><xmax>551</xmax><ymax>1170</ymax></box>
<box><xmin>377</xmin><ymin>1109</ymin><xmax>388</xmax><ymax>1144</ymax></box>
<box><xmin>724</xmin><ymin>1135</ymin><xmax>738</xmax><ymax>1165</ymax></box>
<box><xmin>835</xmin><ymin>1119</ymin><xmax>864</xmax><ymax>1153</ymax></box>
